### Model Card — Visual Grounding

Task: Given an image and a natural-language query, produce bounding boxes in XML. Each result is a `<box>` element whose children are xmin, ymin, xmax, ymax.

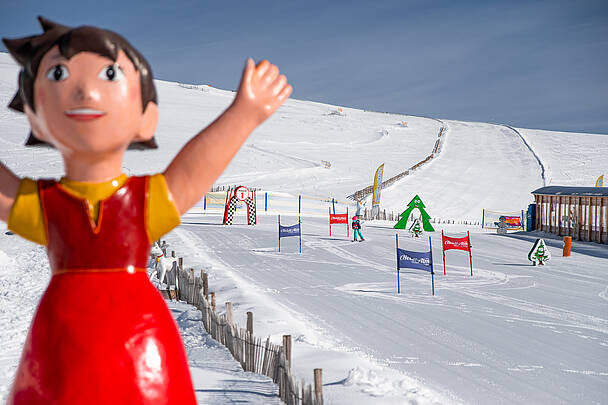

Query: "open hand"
<box><xmin>233</xmin><ymin>59</ymin><xmax>292</xmax><ymax>125</ymax></box>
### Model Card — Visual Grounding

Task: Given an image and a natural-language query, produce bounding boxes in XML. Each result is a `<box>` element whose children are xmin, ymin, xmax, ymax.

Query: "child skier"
<box><xmin>352</xmin><ymin>215</ymin><xmax>365</xmax><ymax>241</ymax></box>
<box><xmin>0</xmin><ymin>17</ymin><xmax>291</xmax><ymax>404</ymax></box>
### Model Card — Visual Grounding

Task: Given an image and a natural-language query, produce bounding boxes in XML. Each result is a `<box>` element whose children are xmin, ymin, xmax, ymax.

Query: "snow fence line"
<box><xmin>348</xmin><ymin>124</ymin><xmax>448</xmax><ymax>202</ymax></box>
<box><xmin>501</xmin><ymin>124</ymin><xmax>547</xmax><ymax>187</ymax></box>
<box><xmin>155</xmin><ymin>246</ymin><xmax>324</xmax><ymax>405</ymax></box>
<box><xmin>360</xmin><ymin>208</ymin><xmax>481</xmax><ymax>226</ymax></box>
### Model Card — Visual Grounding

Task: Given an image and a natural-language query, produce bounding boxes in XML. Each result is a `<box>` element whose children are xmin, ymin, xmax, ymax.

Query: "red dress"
<box><xmin>7</xmin><ymin>176</ymin><xmax>197</xmax><ymax>405</ymax></box>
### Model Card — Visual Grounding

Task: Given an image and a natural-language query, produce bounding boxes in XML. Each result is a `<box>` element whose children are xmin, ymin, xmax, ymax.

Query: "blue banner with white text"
<box><xmin>397</xmin><ymin>248</ymin><xmax>433</xmax><ymax>272</ymax></box>
<box><xmin>279</xmin><ymin>223</ymin><xmax>301</xmax><ymax>238</ymax></box>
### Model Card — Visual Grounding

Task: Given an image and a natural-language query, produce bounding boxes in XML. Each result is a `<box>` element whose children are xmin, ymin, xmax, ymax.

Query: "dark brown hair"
<box><xmin>2</xmin><ymin>16</ymin><xmax>158</xmax><ymax>149</ymax></box>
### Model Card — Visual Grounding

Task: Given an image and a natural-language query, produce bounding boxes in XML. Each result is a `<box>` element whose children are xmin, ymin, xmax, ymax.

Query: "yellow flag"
<box><xmin>372</xmin><ymin>163</ymin><xmax>384</xmax><ymax>207</ymax></box>
<box><xmin>595</xmin><ymin>175</ymin><xmax>604</xmax><ymax>187</ymax></box>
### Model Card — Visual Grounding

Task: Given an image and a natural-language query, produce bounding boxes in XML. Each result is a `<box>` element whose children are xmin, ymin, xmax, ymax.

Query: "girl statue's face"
<box><xmin>25</xmin><ymin>45</ymin><xmax>157</xmax><ymax>158</ymax></box>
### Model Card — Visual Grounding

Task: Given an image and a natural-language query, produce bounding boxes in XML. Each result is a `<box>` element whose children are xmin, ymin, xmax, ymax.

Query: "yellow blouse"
<box><xmin>7</xmin><ymin>173</ymin><xmax>180</xmax><ymax>246</ymax></box>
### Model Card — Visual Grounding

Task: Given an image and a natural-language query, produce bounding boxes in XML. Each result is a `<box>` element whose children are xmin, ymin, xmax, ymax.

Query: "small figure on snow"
<box><xmin>528</xmin><ymin>238</ymin><xmax>551</xmax><ymax>266</ymax></box>
<box><xmin>352</xmin><ymin>215</ymin><xmax>365</xmax><ymax>242</ymax></box>
<box><xmin>496</xmin><ymin>216</ymin><xmax>508</xmax><ymax>234</ymax></box>
<box><xmin>409</xmin><ymin>217</ymin><xmax>423</xmax><ymax>237</ymax></box>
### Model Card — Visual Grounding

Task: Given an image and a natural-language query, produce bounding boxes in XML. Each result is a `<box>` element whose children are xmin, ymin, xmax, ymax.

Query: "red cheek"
<box><xmin>37</xmin><ymin>88</ymin><xmax>46</xmax><ymax>105</ymax></box>
<box><xmin>130</xmin><ymin>86</ymin><xmax>139</xmax><ymax>100</ymax></box>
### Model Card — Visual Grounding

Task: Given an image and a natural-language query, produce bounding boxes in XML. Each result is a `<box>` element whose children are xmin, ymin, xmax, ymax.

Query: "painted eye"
<box><xmin>98</xmin><ymin>64</ymin><xmax>125</xmax><ymax>81</ymax></box>
<box><xmin>46</xmin><ymin>64</ymin><xmax>69</xmax><ymax>81</ymax></box>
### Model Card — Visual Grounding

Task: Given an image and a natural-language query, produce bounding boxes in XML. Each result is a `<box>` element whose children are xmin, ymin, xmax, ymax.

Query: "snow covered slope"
<box><xmin>2</xmin><ymin>51</ymin><xmax>604</xmax><ymax>217</ymax></box>
<box><xmin>517</xmin><ymin>127</ymin><xmax>608</xmax><ymax>187</ymax></box>
<box><xmin>1</xmin><ymin>51</ymin><xmax>607</xmax><ymax>405</ymax></box>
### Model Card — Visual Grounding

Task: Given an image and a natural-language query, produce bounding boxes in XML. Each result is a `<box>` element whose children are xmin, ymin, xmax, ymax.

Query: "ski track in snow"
<box><xmin>171</xmin><ymin>225</ymin><xmax>463</xmax><ymax>405</ymax></box>
<box><xmin>598</xmin><ymin>285</ymin><xmax>608</xmax><ymax>302</ymax></box>
<box><xmin>173</xmin><ymin>214</ymin><xmax>608</xmax><ymax>405</ymax></box>
<box><xmin>171</xmin><ymin>303</ymin><xmax>283</xmax><ymax>404</ymax></box>
<box><xmin>246</xmin><ymin>143</ymin><xmax>320</xmax><ymax>169</ymax></box>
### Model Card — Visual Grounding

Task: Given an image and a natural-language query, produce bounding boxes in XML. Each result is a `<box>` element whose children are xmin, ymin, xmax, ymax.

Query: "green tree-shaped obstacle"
<box><xmin>528</xmin><ymin>238</ymin><xmax>551</xmax><ymax>265</ymax></box>
<box><xmin>394</xmin><ymin>195</ymin><xmax>435</xmax><ymax>231</ymax></box>
<box><xmin>409</xmin><ymin>217</ymin><xmax>423</xmax><ymax>237</ymax></box>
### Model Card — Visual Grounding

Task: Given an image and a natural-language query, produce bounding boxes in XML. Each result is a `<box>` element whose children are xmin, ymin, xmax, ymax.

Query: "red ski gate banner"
<box><xmin>441</xmin><ymin>230</ymin><xmax>473</xmax><ymax>276</ymax></box>
<box><xmin>442</xmin><ymin>235</ymin><xmax>471</xmax><ymax>252</ymax></box>
<box><xmin>329</xmin><ymin>213</ymin><xmax>348</xmax><ymax>224</ymax></box>
<box><xmin>329</xmin><ymin>207</ymin><xmax>349</xmax><ymax>237</ymax></box>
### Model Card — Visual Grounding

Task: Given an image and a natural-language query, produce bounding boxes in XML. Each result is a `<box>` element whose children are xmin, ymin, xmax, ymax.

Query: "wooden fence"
<box><xmin>361</xmin><ymin>209</ymin><xmax>480</xmax><ymax>226</ymax></box>
<box><xmin>156</xmin><ymin>249</ymin><xmax>323</xmax><ymax>405</ymax></box>
<box><xmin>348</xmin><ymin>125</ymin><xmax>447</xmax><ymax>202</ymax></box>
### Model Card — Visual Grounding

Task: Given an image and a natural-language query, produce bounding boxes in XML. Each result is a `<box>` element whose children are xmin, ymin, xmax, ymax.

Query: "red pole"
<box><xmin>468</xmin><ymin>231</ymin><xmax>473</xmax><ymax>276</ymax></box>
<box><xmin>329</xmin><ymin>207</ymin><xmax>331</xmax><ymax>236</ymax></box>
<box><xmin>442</xmin><ymin>230</ymin><xmax>446</xmax><ymax>275</ymax></box>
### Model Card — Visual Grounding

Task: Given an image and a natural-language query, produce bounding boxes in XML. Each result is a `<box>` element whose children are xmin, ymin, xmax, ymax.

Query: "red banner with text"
<box><xmin>442</xmin><ymin>231</ymin><xmax>473</xmax><ymax>276</ymax></box>
<box><xmin>329</xmin><ymin>213</ymin><xmax>348</xmax><ymax>224</ymax></box>
<box><xmin>442</xmin><ymin>234</ymin><xmax>471</xmax><ymax>252</ymax></box>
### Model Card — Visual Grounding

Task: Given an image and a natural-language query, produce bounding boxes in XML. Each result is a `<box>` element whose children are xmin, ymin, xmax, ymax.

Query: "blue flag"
<box><xmin>279</xmin><ymin>223</ymin><xmax>301</xmax><ymax>238</ymax></box>
<box><xmin>397</xmin><ymin>248</ymin><xmax>433</xmax><ymax>273</ymax></box>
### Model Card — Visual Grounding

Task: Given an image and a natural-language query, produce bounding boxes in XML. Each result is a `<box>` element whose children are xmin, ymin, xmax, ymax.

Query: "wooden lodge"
<box><xmin>532</xmin><ymin>186</ymin><xmax>608</xmax><ymax>244</ymax></box>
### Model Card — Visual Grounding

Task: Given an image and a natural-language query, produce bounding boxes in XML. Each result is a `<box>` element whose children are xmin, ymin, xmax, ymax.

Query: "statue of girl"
<box><xmin>0</xmin><ymin>17</ymin><xmax>291</xmax><ymax>404</ymax></box>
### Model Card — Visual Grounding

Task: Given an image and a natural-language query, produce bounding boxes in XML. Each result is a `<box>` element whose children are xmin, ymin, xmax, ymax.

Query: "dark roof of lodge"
<box><xmin>532</xmin><ymin>186</ymin><xmax>608</xmax><ymax>197</ymax></box>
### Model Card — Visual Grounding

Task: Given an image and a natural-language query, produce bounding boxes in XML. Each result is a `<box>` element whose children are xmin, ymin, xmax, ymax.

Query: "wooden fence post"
<box><xmin>283</xmin><ymin>335</ymin><xmax>292</xmax><ymax>369</ymax></box>
<box><xmin>246</xmin><ymin>311</ymin><xmax>254</xmax><ymax>373</ymax></box>
<box><xmin>188</xmin><ymin>268</ymin><xmax>195</xmax><ymax>303</ymax></box>
<box><xmin>226</xmin><ymin>302</ymin><xmax>233</xmax><ymax>325</ymax></box>
<box><xmin>203</xmin><ymin>271</ymin><xmax>209</xmax><ymax>299</ymax></box>
<box><xmin>153</xmin><ymin>248</ymin><xmax>325</xmax><ymax>405</ymax></box>
<box><xmin>247</xmin><ymin>311</ymin><xmax>253</xmax><ymax>335</ymax></box>
<box><xmin>314</xmin><ymin>368</ymin><xmax>323</xmax><ymax>405</ymax></box>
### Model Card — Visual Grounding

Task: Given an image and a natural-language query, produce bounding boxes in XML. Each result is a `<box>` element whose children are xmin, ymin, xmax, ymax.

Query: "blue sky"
<box><xmin>1</xmin><ymin>0</ymin><xmax>607</xmax><ymax>134</ymax></box>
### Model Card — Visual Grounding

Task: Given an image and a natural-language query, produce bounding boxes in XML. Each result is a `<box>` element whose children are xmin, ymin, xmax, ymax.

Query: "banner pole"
<box><xmin>347</xmin><ymin>206</ymin><xmax>349</xmax><ymax>238</ymax></box>
<box><xmin>204</xmin><ymin>194</ymin><xmax>206</xmax><ymax>211</ymax></box>
<box><xmin>482</xmin><ymin>209</ymin><xmax>485</xmax><ymax>228</ymax></box>
<box><xmin>329</xmin><ymin>207</ymin><xmax>331</xmax><ymax>236</ymax></box>
<box><xmin>442</xmin><ymin>230</ymin><xmax>446</xmax><ymax>275</ymax></box>
<box><xmin>429</xmin><ymin>236</ymin><xmax>434</xmax><ymax>296</ymax></box>
<box><xmin>265</xmin><ymin>192</ymin><xmax>268</xmax><ymax>212</ymax></box>
<box><xmin>398</xmin><ymin>269</ymin><xmax>401</xmax><ymax>294</ymax></box>
<box><xmin>468</xmin><ymin>230</ymin><xmax>473</xmax><ymax>276</ymax></box>
<box><xmin>299</xmin><ymin>195</ymin><xmax>301</xmax><ymax>214</ymax></box>
<box><xmin>396</xmin><ymin>233</ymin><xmax>400</xmax><ymax>294</ymax></box>
<box><xmin>332</xmin><ymin>198</ymin><xmax>335</xmax><ymax>214</ymax></box>
<box><xmin>299</xmin><ymin>217</ymin><xmax>302</xmax><ymax>254</ymax></box>
<box><xmin>278</xmin><ymin>215</ymin><xmax>281</xmax><ymax>253</ymax></box>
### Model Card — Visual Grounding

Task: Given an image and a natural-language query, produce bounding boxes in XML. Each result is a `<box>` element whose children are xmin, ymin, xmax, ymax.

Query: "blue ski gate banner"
<box><xmin>278</xmin><ymin>215</ymin><xmax>302</xmax><ymax>253</ymax></box>
<box><xmin>397</xmin><ymin>248</ymin><xmax>432</xmax><ymax>272</ymax></box>
<box><xmin>395</xmin><ymin>234</ymin><xmax>435</xmax><ymax>295</ymax></box>
<box><xmin>279</xmin><ymin>223</ymin><xmax>301</xmax><ymax>238</ymax></box>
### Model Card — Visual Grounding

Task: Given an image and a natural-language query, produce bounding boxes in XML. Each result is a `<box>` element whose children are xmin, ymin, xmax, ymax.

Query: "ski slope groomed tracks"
<box><xmin>171</xmin><ymin>213</ymin><xmax>608</xmax><ymax>405</ymax></box>
<box><xmin>380</xmin><ymin>120</ymin><xmax>545</xmax><ymax>222</ymax></box>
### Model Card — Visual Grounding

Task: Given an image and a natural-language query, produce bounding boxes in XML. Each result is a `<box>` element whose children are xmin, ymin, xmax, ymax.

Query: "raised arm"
<box><xmin>0</xmin><ymin>162</ymin><xmax>20</xmax><ymax>222</ymax></box>
<box><xmin>164</xmin><ymin>59</ymin><xmax>292</xmax><ymax>215</ymax></box>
